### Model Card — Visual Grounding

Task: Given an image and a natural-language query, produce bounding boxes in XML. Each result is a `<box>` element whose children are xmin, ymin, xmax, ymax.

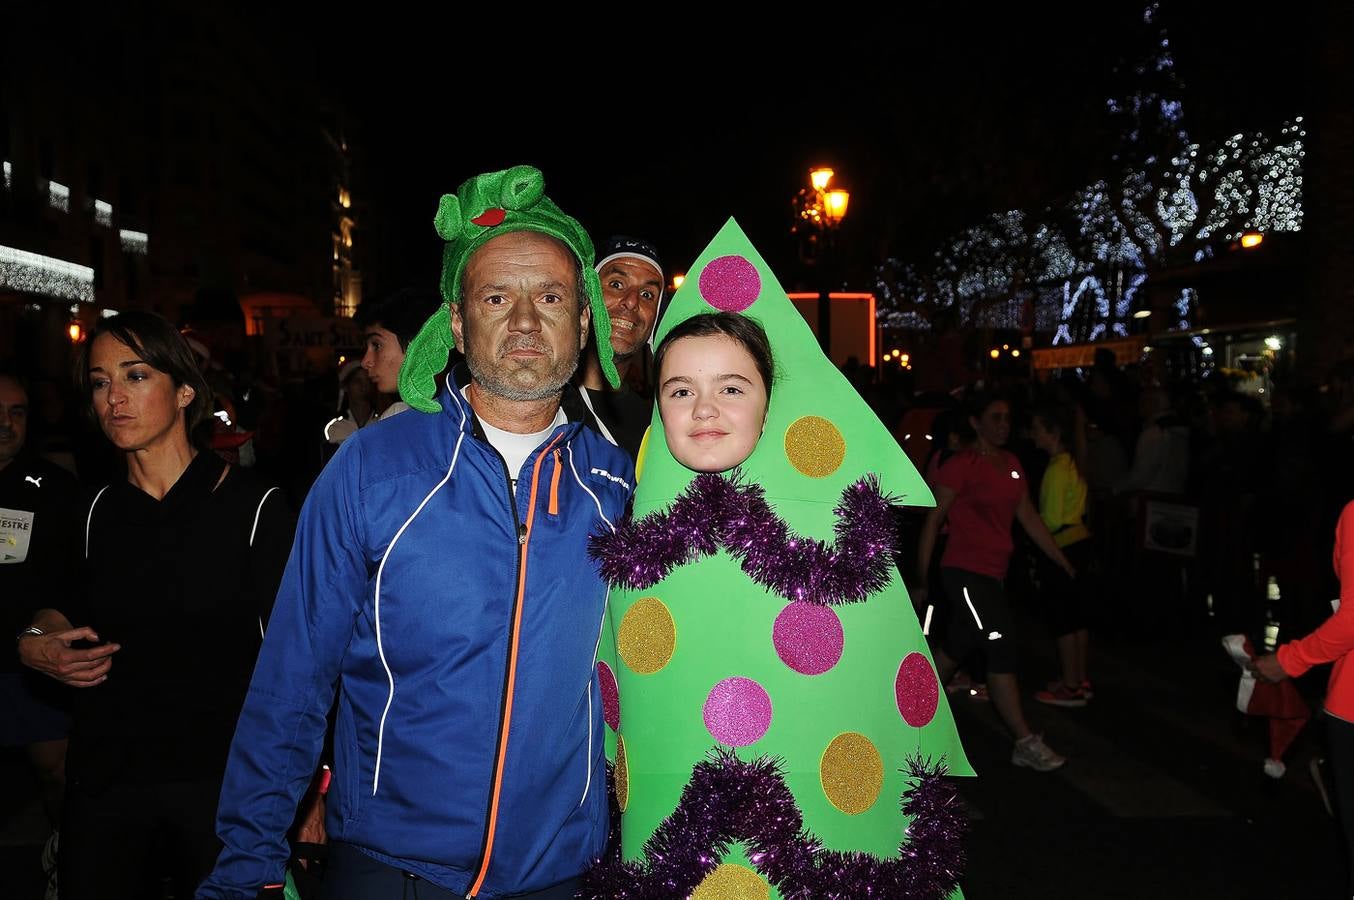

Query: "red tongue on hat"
<box><xmin>471</xmin><ymin>208</ymin><xmax>506</xmax><ymax>227</ymax></box>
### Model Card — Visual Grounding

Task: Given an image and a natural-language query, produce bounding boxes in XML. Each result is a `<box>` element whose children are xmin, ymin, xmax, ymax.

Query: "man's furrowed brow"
<box><xmin>475</xmin><ymin>279</ymin><xmax>571</xmax><ymax>292</ymax></box>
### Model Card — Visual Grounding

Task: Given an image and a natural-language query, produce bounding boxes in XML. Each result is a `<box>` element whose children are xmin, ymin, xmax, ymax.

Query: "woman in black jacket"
<box><xmin>19</xmin><ymin>311</ymin><xmax>294</xmax><ymax>900</ymax></box>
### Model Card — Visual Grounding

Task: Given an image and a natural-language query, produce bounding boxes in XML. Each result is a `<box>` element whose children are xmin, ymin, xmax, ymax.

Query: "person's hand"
<box><xmin>1059</xmin><ymin>556</ymin><xmax>1077</xmax><ymax>580</ymax></box>
<box><xmin>294</xmin><ymin>792</ymin><xmax>327</xmax><ymax>869</ymax></box>
<box><xmin>1252</xmin><ymin>653</ymin><xmax>1288</xmax><ymax>683</ymax></box>
<box><xmin>17</xmin><ymin>626</ymin><xmax>120</xmax><ymax>687</ymax></box>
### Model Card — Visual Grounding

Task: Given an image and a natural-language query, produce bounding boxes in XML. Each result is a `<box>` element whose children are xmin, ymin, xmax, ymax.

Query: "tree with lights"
<box><xmin>876</xmin><ymin>2</ymin><xmax>1304</xmax><ymax>345</ymax></box>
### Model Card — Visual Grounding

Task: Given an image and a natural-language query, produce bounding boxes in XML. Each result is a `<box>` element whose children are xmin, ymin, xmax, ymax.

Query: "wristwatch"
<box><xmin>15</xmin><ymin>625</ymin><xmax>44</xmax><ymax>644</ymax></box>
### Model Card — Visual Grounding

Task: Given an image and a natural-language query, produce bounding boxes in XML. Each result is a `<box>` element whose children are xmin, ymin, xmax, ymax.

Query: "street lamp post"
<box><xmin>791</xmin><ymin>166</ymin><xmax>850</xmax><ymax>354</ymax></box>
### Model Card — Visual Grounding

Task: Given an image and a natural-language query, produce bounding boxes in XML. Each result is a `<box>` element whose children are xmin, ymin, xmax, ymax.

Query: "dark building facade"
<box><xmin>0</xmin><ymin>8</ymin><xmax>361</xmax><ymax>378</ymax></box>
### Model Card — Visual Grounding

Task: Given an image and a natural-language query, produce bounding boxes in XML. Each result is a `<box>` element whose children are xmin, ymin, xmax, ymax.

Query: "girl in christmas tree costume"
<box><xmin>584</xmin><ymin>222</ymin><xmax>970</xmax><ymax>900</ymax></box>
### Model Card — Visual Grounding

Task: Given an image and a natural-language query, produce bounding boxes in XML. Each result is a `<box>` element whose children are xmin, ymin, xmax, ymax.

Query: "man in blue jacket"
<box><xmin>200</xmin><ymin>166</ymin><xmax>634</xmax><ymax>899</ymax></box>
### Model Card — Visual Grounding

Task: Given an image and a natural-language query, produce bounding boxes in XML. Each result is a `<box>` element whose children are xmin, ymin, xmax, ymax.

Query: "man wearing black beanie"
<box><xmin>577</xmin><ymin>235</ymin><xmax>664</xmax><ymax>460</ymax></box>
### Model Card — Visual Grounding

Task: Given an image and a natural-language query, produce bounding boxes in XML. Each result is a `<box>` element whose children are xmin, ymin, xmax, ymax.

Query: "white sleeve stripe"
<box><xmin>566</xmin><ymin>441</ymin><xmax>616</xmax><ymax>534</ymax></box>
<box><xmin>372</xmin><ymin>431</ymin><xmax>464</xmax><ymax>795</ymax></box>
<box><xmin>250</xmin><ymin>487</ymin><xmax>282</xmax><ymax>548</ymax></box>
<box><xmin>84</xmin><ymin>485</ymin><xmax>111</xmax><ymax>559</ymax></box>
<box><xmin>581</xmin><ymin>590</ymin><xmax>613</xmax><ymax>809</ymax></box>
<box><xmin>580</xmin><ymin>688</ymin><xmax>594</xmax><ymax>808</ymax></box>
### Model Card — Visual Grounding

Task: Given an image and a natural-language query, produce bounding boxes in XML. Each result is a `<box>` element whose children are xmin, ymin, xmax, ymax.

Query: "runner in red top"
<box><xmin>1255</xmin><ymin>499</ymin><xmax>1354</xmax><ymax>893</ymax></box>
<box><xmin>915</xmin><ymin>392</ymin><xmax>1075</xmax><ymax>772</ymax></box>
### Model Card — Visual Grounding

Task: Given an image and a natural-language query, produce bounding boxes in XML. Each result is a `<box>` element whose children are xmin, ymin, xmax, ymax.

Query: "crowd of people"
<box><xmin>3</xmin><ymin>163</ymin><xmax>1354</xmax><ymax>898</ymax></box>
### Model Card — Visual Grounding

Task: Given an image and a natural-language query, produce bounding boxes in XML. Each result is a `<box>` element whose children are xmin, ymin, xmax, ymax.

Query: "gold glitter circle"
<box><xmin>819</xmin><ymin>731</ymin><xmax>884</xmax><ymax>815</ymax></box>
<box><xmin>617</xmin><ymin>597</ymin><xmax>676</xmax><ymax>674</ymax></box>
<box><xmin>784</xmin><ymin>416</ymin><xmax>846</xmax><ymax>478</ymax></box>
<box><xmin>615</xmin><ymin>734</ymin><xmax>630</xmax><ymax>812</ymax></box>
<box><xmin>691</xmin><ymin>864</ymin><xmax>771</xmax><ymax>900</ymax></box>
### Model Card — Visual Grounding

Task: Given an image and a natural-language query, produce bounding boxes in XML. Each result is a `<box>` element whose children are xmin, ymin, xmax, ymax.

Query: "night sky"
<box><xmin>10</xmin><ymin>3</ymin><xmax>1312</xmax><ymax>299</ymax></box>
<box><xmin>340</xmin><ymin>2</ymin><xmax>1308</xmax><ymax>295</ymax></box>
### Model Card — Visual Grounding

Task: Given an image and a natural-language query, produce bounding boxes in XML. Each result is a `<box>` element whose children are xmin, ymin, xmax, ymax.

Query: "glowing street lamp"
<box><xmin>791</xmin><ymin>166</ymin><xmax>853</xmax><ymax>353</ymax></box>
<box><xmin>794</xmin><ymin>167</ymin><xmax>851</xmax><ymax>235</ymax></box>
<box><xmin>823</xmin><ymin>189</ymin><xmax>850</xmax><ymax>225</ymax></box>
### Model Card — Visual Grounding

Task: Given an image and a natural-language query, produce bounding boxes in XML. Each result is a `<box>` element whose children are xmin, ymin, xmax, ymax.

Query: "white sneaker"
<box><xmin>1012</xmin><ymin>733</ymin><xmax>1066</xmax><ymax>772</ymax></box>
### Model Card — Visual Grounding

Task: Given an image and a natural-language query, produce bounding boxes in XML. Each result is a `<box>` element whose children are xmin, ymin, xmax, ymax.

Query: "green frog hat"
<box><xmin>399</xmin><ymin>165</ymin><xmax>617</xmax><ymax>412</ymax></box>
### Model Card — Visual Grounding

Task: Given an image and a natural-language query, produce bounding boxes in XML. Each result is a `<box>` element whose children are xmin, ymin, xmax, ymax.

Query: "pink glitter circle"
<box><xmin>772</xmin><ymin>602</ymin><xmax>844</xmax><ymax>675</ymax></box>
<box><xmin>698</xmin><ymin>255</ymin><xmax>761</xmax><ymax>312</ymax></box>
<box><xmin>597</xmin><ymin>660</ymin><xmax>620</xmax><ymax>731</ymax></box>
<box><xmin>895</xmin><ymin>652</ymin><xmax>939</xmax><ymax>727</ymax></box>
<box><xmin>703</xmin><ymin>677</ymin><xmax>773</xmax><ymax>747</ymax></box>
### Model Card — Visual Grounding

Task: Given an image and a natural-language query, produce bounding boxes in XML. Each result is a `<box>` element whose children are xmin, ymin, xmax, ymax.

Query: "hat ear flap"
<box><xmin>500</xmin><ymin>165</ymin><xmax>545</xmax><ymax>211</ymax></box>
<box><xmin>583</xmin><ymin>267</ymin><xmax>620</xmax><ymax>389</ymax></box>
<box><xmin>434</xmin><ymin>194</ymin><xmax>463</xmax><ymax>241</ymax></box>
<box><xmin>398</xmin><ymin>303</ymin><xmax>454</xmax><ymax>414</ymax></box>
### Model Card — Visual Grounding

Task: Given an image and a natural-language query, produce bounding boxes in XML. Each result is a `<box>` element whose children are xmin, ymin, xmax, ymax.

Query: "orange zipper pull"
<box><xmin>548</xmin><ymin>449</ymin><xmax>562</xmax><ymax>516</ymax></box>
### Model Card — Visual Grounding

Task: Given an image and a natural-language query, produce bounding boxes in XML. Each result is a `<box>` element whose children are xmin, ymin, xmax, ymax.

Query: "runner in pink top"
<box><xmin>915</xmin><ymin>392</ymin><xmax>1075</xmax><ymax>772</ymax></box>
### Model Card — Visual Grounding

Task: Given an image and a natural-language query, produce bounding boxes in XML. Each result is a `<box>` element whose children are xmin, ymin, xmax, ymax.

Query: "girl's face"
<box><xmin>658</xmin><ymin>334</ymin><xmax>769</xmax><ymax>474</ymax></box>
<box><xmin>970</xmin><ymin>400</ymin><xmax>1011</xmax><ymax>449</ymax></box>
<box><xmin>88</xmin><ymin>332</ymin><xmax>191</xmax><ymax>453</ymax></box>
<box><xmin>1030</xmin><ymin>416</ymin><xmax>1059</xmax><ymax>454</ymax></box>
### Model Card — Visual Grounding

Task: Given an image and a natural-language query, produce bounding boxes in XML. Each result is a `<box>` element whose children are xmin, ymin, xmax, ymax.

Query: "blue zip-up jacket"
<box><xmin>200</xmin><ymin>372</ymin><xmax>634</xmax><ymax>898</ymax></box>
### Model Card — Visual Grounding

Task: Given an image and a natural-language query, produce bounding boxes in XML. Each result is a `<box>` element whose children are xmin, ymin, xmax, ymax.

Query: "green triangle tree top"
<box><xmin>636</xmin><ymin>217</ymin><xmax>933</xmax><ymax>517</ymax></box>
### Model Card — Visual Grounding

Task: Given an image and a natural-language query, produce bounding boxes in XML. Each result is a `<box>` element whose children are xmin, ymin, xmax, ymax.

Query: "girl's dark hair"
<box><xmin>76</xmin><ymin>310</ymin><xmax>212</xmax><ymax>443</ymax></box>
<box><xmin>1033</xmin><ymin>398</ymin><xmax>1082</xmax><ymax>478</ymax></box>
<box><xmin>653</xmin><ymin>312</ymin><xmax>775</xmax><ymax>396</ymax></box>
<box><xmin>1032</xmin><ymin>400</ymin><xmax>1075</xmax><ymax>447</ymax></box>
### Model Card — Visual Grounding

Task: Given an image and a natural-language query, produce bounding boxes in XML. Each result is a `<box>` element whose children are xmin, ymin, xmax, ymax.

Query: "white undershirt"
<box><xmin>466</xmin><ymin>387</ymin><xmax>566</xmax><ymax>495</ymax></box>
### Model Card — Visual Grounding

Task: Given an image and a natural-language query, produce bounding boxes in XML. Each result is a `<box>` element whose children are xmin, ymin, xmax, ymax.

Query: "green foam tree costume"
<box><xmin>596</xmin><ymin>220</ymin><xmax>972</xmax><ymax>898</ymax></box>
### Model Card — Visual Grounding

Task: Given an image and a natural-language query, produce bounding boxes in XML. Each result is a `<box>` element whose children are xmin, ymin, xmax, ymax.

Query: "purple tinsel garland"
<box><xmin>580</xmin><ymin>751</ymin><xmax>967</xmax><ymax>900</ymax></box>
<box><xmin>589</xmin><ymin>472</ymin><xmax>898</xmax><ymax>606</ymax></box>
